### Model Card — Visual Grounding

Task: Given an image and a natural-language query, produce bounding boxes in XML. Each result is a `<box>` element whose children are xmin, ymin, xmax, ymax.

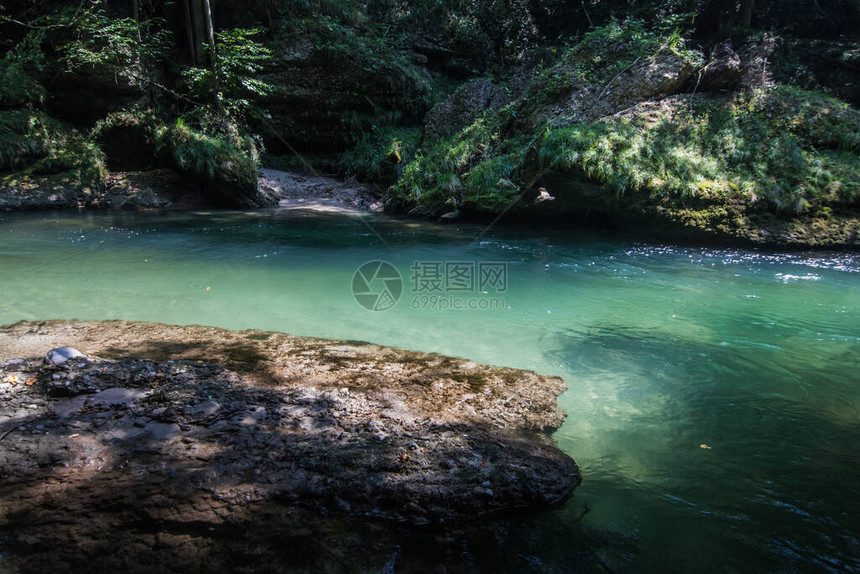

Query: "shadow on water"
<box><xmin>544</xmin><ymin>325</ymin><xmax>860</xmax><ymax>573</ymax></box>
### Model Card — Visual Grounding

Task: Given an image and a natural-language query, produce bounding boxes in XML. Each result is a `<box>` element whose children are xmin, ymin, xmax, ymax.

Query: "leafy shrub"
<box><xmin>393</xmin><ymin>111</ymin><xmax>533</xmax><ymax>214</ymax></box>
<box><xmin>183</xmin><ymin>27</ymin><xmax>274</xmax><ymax>122</ymax></box>
<box><xmin>58</xmin><ymin>6</ymin><xmax>172</xmax><ymax>90</ymax></box>
<box><xmin>0</xmin><ymin>54</ymin><xmax>46</xmax><ymax>109</ymax></box>
<box><xmin>0</xmin><ymin>109</ymin><xmax>105</xmax><ymax>184</ymax></box>
<box><xmin>385</xmin><ymin>15</ymin><xmax>858</xmax><ymax>219</ymax></box>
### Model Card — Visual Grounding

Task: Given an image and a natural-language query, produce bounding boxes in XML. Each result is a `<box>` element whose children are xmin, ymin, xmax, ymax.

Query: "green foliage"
<box><xmin>539</xmin><ymin>88</ymin><xmax>860</xmax><ymax>213</ymax></box>
<box><xmin>0</xmin><ymin>21</ymin><xmax>47</xmax><ymax>108</ymax></box>
<box><xmin>393</xmin><ymin>111</ymin><xmax>533</xmax><ymax>214</ymax></box>
<box><xmin>155</xmin><ymin>118</ymin><xmax>259</xmax><ymax>193</ymax></box>
<box><xmin>0</xmin><ymin>57</ymin><xmax>45</xmax><ymax>108</ymax></box>
<box><xmin>91</xmin><ymin>109</ymin><xmax>162</xmax><ymax>140</ymax></box>
<box><xmin>524</xmin><ymin>20</ymin><xmax>703</xmax><ymax>114</ymax></box>
<box><xmin>762</xmin><ymin>85</ymin><xmax>860</xmax><ymax>152</ymax></box>
<box><xmin>277</xmin><ymin>0</ymin><xmax>537</xmax><ymax>68</ymax></box>
<box><xmin>343</xmin><ymin>126</ymin><xmax>422</xmax><ymax>185</ymax></box>
<box><xmin>57</xmin><ymin>6</ymin><xmax>171</xmax><ymax>88</ymax></box>
<box><xmin>184</xmin><ymin>27</ymin><xmax>273</xmax><ymax>122</ymax></box>
<box><xmin>176</xmin><ymin>28</ymin><xmax>273</xmax><ymax>198</ymax></box>
<box><xmin>387</xmin><ymin>20</ymin><xmax>709</xmax><ymax>215</ymax></box>
<box><xmin>0</xmin><ymin>109</ymin><xmax>105</xmax><ymax>183</ymax></box>
<box><xmin>386</xmin><ymin>15</ymin><xmax>858</xmax><ymax>220</ymax></box>
<box><xmin>441</xmin><ymin>0</ymin><xmax>537</xmax><ymax>66</ymax></box>
<box><xmin>463</xmin><ymin>151</ymin><xmax>527</xmax><ymax>211</ymax></box>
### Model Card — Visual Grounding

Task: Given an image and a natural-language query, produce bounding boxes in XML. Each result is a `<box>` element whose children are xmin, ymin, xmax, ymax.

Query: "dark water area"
<box><xmin>1</xmin><ymin>209</ymin><xmax>858</xmax><ymax>572</ymax></box>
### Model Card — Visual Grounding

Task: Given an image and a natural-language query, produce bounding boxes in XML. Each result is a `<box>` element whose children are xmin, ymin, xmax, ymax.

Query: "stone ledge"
<box><xmin>0</xmin><ymin>320</ymin><xmax>579</xmax><ymax>571</ymax></box>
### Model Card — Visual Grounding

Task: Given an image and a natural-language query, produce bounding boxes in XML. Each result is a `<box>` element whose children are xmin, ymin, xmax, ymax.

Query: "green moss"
<box><xmin>540</xmin><ymin>88</ymin><xmax>860</xmax><ymax>214</ymax></box>
<box><xmin>391</xmin><ymin>110</ymin><xmax>534</xmax><ymax>215</ymax></box>
<box><xmin>384</xmin><ymin>18</ymin><xmax>858</xmax><ymax>228</ymax></box>
<box><xmin>91</xmin><ymin>109</ymin><xmax>162</xmax><ymax>140</ymax></box>
<box><xmin>0</xmin><ymin>59</ymin><xmax>45</xmax><ymax>108</ymax></box>
<box><xmin>385</xmin><ymin>22</ymin><xmax>710</xmax><ymax>216</ymax></box>
<box><xmin>343</xmin><ymin>126</ymin><xmax>422</xmax><ymax>186</ymax></box>
<box><xmin>0</xmin><ymin>109</ymin><xmax>105</xmax><ymax>186</ymax></box>
<box><xmin>155</xmin><ymin>119</ymin><xmax>258</xmax><ymax>195</ymax></box>
<box><xmin>521</xmin><ymin>21</ymin><xmax>703</xmax><ymax>117</ymax></box>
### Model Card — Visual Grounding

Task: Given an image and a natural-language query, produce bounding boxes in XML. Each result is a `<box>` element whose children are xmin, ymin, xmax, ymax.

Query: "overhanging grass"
<box><xmin>343</xmin><ymin>126</ymin><xmax>422</xmax><ymax>186</ymax></box>
<box><xmin>0</xmin><ymin>109</ymin><xmax>105</xmax><ymax>185</ymax></box>
<box><xmin>155</xmin><ymin>119</ymin><xmax>259</xmax><ymax>193</ymax></box>
<box><xmin>539</xmin><ymin>87</ymin><xmax>860</xmax><ymax>213</ymax></box>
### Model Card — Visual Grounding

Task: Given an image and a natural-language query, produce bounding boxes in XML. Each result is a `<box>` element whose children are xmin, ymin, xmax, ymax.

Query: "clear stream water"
<box><xmin>0</xmin><ymin>209</ymin><xmax>858</xmax><ymax>572</ymax></box>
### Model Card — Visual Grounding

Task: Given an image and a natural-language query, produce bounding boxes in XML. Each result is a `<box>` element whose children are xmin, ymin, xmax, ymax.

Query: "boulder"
<box><xmin>537</xmin><ymin>52</ymin><xmax>697</xmax><ymax>128</ymax></box>
<box><xmin>697</xmin><ymin>40</ymin><xmax>743</xmax><ymax>92</ymax></box>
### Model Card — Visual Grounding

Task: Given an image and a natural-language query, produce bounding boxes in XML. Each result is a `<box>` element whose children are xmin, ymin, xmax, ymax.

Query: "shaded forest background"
<box><xmin>1</xmin><ymin>0</ymin><xmax>859</xmax><ymax>243</ymax></box>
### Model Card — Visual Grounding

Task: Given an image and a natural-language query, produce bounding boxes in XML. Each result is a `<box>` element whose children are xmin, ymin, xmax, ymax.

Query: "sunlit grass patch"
<box><xmin>540</xmin><ymin>88</ymin><xmax>860</xmax><ymax>213</ymax></box>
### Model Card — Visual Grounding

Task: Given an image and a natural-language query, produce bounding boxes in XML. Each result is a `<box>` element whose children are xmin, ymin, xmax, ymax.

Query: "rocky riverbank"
<box><xmin>0</xmin><ymin>320</ymin><xmax>579</xmax><ymax>572</ymax></box>
<box><xmin>0</xmin><ymin>168</ymin><xmax>379</xmax><ymax>213</ymax></box>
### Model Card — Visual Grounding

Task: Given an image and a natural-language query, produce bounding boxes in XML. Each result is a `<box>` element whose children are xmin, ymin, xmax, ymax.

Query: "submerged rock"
<box><xmin>0</xmin><ymin>320</ymin><xmax>580</xmax><ymax>572</ymax></box>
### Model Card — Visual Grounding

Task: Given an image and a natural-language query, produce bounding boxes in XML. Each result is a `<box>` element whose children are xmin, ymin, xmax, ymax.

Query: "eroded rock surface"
<box><xmin>0</xmin><ymin>320</ymin><xmax>579</xmax><ymax>572</ymax></box>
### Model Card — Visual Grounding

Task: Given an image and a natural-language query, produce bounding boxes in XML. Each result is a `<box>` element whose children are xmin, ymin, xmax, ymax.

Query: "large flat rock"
<box><xmin>0</xmin><ymin>320</ymin><xmax>579</xmax><ymax>572</ymax></box>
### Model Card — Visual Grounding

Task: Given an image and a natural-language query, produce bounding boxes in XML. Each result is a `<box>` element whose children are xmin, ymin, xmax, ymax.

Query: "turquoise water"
<box><xmin>1</xmin><ymin>209</ymin><xmax>858</xmax><ymax>572</ymax></box>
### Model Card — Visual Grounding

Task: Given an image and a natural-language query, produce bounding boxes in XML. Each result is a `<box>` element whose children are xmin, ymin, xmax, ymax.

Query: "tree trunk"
<box><xmin>201</xmin><ymin>0</ymin><xmax>219</xmax><ymax>105</ymax></box>
<box><xmin>190</xmin><ymin>0</ymin><xmax>208</xmax><ymax>67</ymax></box>
<box><xmin>132</xmin><ymin>0</ymin><xmax>142</xmax><ymax>43</ymax></box>
<box><xmin>740</xmin><ymin>0</ymin><xmax>755</xmax><ymax>27</ymax></box>
<box><xmin>697</xmin><ymin>0</ymin><xmax>730</xmax><ymax>39</ymax></box>
<box><xmin>183</xmin><ymin>0</ymin><xmax>197</xmax><ymax>65</ymax></box>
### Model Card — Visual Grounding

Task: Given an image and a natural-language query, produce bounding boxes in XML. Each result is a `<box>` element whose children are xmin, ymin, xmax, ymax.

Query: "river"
<box><xmin>1</xmin><ymin>208</ymin><xmax>858</xmax><ymax>572</ymax></box>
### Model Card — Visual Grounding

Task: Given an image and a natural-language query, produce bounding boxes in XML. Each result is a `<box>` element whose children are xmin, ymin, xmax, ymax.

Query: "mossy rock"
<box><xmin>155</xmin><ymin>122</ymin><xmax>267</xmax><ymax>208</ymax></box>
<box><xmin>0</xmin><ymin>108</ymin><xmax>105</xmax><ymax>191</ymax></box>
